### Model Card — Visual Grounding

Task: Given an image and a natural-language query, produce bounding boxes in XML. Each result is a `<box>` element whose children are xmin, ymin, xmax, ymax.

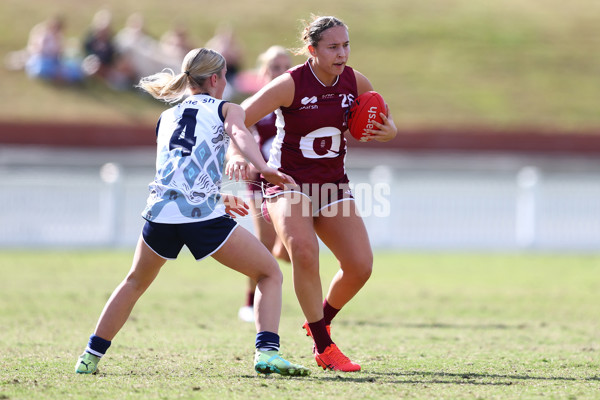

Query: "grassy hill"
<box><xmin>1</xmin><ymin>0</ymin><xmax>599</xmax><ymax>131</ymax></box>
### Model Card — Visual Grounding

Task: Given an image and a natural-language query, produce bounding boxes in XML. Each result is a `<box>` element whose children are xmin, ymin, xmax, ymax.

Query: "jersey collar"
<box><xmin>307</xmin><ymin>58</ymin><xmax>339</xmax><ymax>87</ymax></box>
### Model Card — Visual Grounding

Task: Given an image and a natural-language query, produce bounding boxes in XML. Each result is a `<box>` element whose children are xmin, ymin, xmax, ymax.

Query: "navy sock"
<box><xmin>86</xmin><ymin>334</ymin><xmax>111</xmax><ymax>357</ymax></box>
<box><xmin>255</xmin><ymin>331</ymin><xmax>280</xmax><ymax>352</ymax></box>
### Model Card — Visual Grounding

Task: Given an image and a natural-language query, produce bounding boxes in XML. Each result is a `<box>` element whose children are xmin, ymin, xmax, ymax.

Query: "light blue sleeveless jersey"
<box><xmin>142</xmin><ymin>94</ymin><xmax>229</xmax><ymax>223</ymax></box>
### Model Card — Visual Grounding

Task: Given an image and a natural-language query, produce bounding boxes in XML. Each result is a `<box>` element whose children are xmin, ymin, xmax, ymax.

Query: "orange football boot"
<box><xmin>314</xmin><ymin>344</ymin><xmax>361</xmax><ymax>372</ymax></box>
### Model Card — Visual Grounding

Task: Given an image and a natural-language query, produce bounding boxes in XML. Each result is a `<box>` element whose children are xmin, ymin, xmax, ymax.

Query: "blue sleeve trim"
<box><xmin>218</xmin><ymin>101</ymin><xmax>228</xmax><ymax>122</ymax></box>
<box><xmin>155</xmin><ymin>116</ymin><xmax>162</xmax><ymax>139</ymax></box>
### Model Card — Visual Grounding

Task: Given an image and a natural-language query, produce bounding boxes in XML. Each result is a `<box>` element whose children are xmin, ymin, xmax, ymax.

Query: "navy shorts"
<box><xmin>142</xmin><ymin>216</ymin><xmax>238</xmax><ymax>261</ymax></box>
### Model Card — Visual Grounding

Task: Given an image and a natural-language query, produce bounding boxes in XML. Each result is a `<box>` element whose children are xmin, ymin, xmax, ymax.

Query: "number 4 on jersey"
<box><xmin>170</xmin><ymin>108</ymin><xmax>198</xmax><ymax>156</ymax></box>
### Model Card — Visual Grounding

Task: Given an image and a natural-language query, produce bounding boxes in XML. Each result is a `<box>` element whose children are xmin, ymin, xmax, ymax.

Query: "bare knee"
<box><xmin>272</xmin><ymin>243</ymin><xmax>290</xmax><ymax>263</ymax></box>
<box><xmin>255</xmin><ymin>259</ymin><xmax>283</xmax><ymax>287</ymax></box>
<box><xmin>358</xmin><ymin>262</ymin><xmax>373</xmax><ymax>283</ymax></box>
<box><xmin>344</xmin><ymin>254</ymin><xmax>373</xmax><ymax>284</ymax></box>
<box><xmin>122</xmin><ymin>263</ymin><xmax>163</xmax><ymax>293</ymax></box>
<box><xmin>123</xmin><ymin>274</ymin><xmax>150</xmax><ymax>294</ymax></box>
<box><xmin>287</xmin><ymin>238</ymin><xmax>319</xmax><ymax>273</ymax></box>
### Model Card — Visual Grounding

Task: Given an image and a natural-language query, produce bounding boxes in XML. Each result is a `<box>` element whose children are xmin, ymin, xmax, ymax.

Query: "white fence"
<box><xmin>1</xmin><ymin>146</ymin><xmax>599</xmax><ymax>251</ymax></box>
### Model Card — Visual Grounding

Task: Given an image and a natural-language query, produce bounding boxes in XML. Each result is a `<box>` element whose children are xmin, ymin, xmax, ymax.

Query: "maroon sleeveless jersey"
<box><xmin>268</xmin><ymin>60</ymin><xmax>358</xmax><ymax>184</ymax></box>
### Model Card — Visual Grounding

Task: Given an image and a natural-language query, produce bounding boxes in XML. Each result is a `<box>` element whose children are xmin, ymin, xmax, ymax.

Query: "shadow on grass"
<box><xmin>239</xmin><ymin>369</ymin><xmax>600</xmax><ymax>385</ymax></box>
<box><xmin>349</xmin><ymin>320</ymin><xmax>530</xmax><ymax>330</ymax></box>
<box><xmin>240</xmin><ymin>372</ymin><xmax>516</xmax><ymax>385</ymax></box>
<box><xmin>367</xmin><ymin>370</ymin><xmax>600</xmax><ymax>384</ymax></box>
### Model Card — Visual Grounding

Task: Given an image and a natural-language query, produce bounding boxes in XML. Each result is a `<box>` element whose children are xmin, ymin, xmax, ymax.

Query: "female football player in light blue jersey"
<box><xmin>74</xmin><ymin>47</ymin><xmax>310</xmax><ymax>377</ymax></box>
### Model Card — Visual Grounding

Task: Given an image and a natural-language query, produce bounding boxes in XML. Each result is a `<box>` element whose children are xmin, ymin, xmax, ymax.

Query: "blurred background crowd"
<box><xmin>1</xmin><ymin>1</ymin><xmax>599</xmax><ymax>251</ymax></box>
<box><xmin>4</xmin><ymin>10</ymin><xmax>260</xmax><ymax>101</ymax></box>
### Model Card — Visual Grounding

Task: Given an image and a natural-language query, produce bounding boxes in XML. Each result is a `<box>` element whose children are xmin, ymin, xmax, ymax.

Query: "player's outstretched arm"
<box><xmin>223</xmin><ymin>103</ymin><xmax>295</xmax><ymax>189</ymax></box>
<box><xmin>225</xmin><ymin>142</ymin><xmax>250</xmax><ymax>181</ymax></box>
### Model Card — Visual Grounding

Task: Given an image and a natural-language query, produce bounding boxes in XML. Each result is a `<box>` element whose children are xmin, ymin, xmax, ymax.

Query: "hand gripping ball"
<box><xmin>347</xmin><ymin>91</ymin><xmax>388</xmax><ymax>142</ymax></box>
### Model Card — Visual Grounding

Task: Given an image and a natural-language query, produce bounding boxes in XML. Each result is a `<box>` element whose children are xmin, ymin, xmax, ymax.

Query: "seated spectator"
<box><xmin>82</xmin><ymin>10</ymin><xmax>116</xmax><ymax>75</ymax></box>
<box><xmin>81</xmin><ymin>9</ymin><xmax>134</xmax><ymax>90</ymax></box>
<box><xmin>24</xmin><ymin>15</ymin><xmax>83</xmax><ymax>84</ymax></box>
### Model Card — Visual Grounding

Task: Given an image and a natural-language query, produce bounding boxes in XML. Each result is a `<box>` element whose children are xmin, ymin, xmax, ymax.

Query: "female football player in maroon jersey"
<box><xmin>230</xmin><ymin>15</ymin><xmax>398</xmax><ymax>372</ymax></box>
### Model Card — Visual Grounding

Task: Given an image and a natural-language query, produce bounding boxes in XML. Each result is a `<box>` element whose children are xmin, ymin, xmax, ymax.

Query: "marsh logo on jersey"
<box><xmin>301</xmin><ymin>96</ymin><xmax>317</xmax><ymax>105</ymax></box>
<box><xmin>300</xmin><ymin>96</ymin><xmax>318</xmax><ymax>110</ymax></box>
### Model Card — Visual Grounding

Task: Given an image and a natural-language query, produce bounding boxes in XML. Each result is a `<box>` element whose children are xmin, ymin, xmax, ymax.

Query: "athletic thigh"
<box><xmin>211</xmin><ymin>225</ymin><xmax>279</xmax><ymax>280</ymax></box>
<box><xmin>127</xmin><ymin>235</ymin><xmax>169</xmax><ymax>285</ymax></box>
<box><xmin>266</xmin><ymin>194</ymin><xmax>320</xmax><ymax>258</ymax></box>
<box><xmin>313</xmin><ymin>200</ymin><xmax>373</xmax><ymax>268</ymax></box>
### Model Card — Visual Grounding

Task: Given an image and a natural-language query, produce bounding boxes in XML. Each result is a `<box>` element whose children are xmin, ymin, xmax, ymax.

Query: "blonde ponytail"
<box><xmin>137</xmin><ymin>48</ymin><xmax>226</xmax><ymax>103</ymax></box>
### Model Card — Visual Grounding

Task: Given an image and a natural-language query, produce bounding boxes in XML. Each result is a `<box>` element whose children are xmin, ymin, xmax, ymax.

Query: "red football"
<box><xmin>347</xmin><ymin>91</ymin><xmax>388</xmax><ymax>142</ymax></box>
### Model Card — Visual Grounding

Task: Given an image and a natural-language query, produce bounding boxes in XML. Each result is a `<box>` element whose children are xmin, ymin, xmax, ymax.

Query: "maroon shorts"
<box><xmin>245</xmin><ymin>173</ymin><xmax>265</xmax><ymax>195</ymax></box>
<box><xmin>262</xmin><ymin>175</ymin><xmax>354</xmax><ymax>216</ymax></box>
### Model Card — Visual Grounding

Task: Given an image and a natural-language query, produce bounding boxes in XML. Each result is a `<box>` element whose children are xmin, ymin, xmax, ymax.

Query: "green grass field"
<box><xmin>1</xmin><ymin>250</ymin><xmax>598</xmax><ymax>399</ymax></box>
<box><xmin>1</xmin><ymin>0</ymin><xmax>600</xmax><ymax>130</ymax></box>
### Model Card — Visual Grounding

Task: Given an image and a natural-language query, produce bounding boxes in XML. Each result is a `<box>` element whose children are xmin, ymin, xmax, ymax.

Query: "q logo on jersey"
<box><xmin>314</xmin><ymin>137</ymin><xmax>332</xmax><ymax>156</ymax></box>
<box><xmin>299</xmin><ymin>127</ymin><xmax>341</xmax><ymax>159</ymax></box>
